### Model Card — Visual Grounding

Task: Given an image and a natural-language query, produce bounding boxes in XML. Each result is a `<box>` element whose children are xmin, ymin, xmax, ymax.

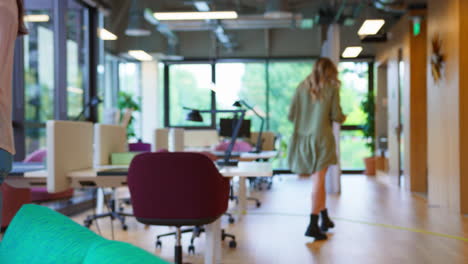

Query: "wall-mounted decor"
<box><xmin>431</xmin><ymin>34</ymin><xmax>444</xmax><ymax>83</ymax></box>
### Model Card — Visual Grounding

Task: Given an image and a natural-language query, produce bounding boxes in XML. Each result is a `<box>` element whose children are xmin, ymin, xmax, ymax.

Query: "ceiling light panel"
<box><xmin>154</xmin><ymin>11</ymin><xmax>238</xmax><ymax>21</ymax></box>
<box><xmin>98</xmin><ymin>28</ymin><xmax>118</xmax><ymax>40</ymax></box>
<box><xmin>342</xmin><ymin>46</ymin><xmax>363</xmax><ymax>58</ymax></box>
<box><xmin>24</xmin><ymin>14</ymin><xmax>50</xmax><ymax>22</ymax></box>
<box><xmin>128</xmin><ymin>50</ymin><xmax>153</xmax><ymax>61</ymax></box>
<box><xmin>358</xmin><ymin>19</ymin><xmax>385</xmax><ymax>36</ymax></box>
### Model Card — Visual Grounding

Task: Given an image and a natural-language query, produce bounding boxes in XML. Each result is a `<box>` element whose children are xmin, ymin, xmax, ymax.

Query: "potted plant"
<box><xmin>117</xmin><ymin>91</ymin><xmax>141</xmax><ymax>140</ymax></box>
<box><xmin>361</xmin><ymin>90</ymin><xmax>376</xmax><ymax>175</ymax></box>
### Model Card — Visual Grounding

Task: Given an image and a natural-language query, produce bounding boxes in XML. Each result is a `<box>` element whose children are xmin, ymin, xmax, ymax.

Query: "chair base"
<box><xmin>84</xmin><ymin>191</ymin><xmax>134</xmax><ymax>231</ymax></box>
<box><xmin>84</xmin><ymin>211</ymin><xmax>133</xmax><ymax>231</ymax></box>
<box><xmin>155</xmin><ymin>226</ymin><xmax>237</xmax><ymax>255</ymax></box>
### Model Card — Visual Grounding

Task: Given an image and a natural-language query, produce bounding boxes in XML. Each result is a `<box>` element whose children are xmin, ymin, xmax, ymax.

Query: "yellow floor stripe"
<box><xmin>244</xmin><ymin>211</ymin><xmax>468</xmax><ymax>242</ymax></box>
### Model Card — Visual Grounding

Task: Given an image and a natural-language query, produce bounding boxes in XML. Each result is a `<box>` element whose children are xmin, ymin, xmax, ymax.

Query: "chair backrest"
<box><xmin>23</xmin><ymin>149</ymin><xmax>47</xmax><ymax>163</ymax></box>
<box><xmin>127</xmin><ymin>152</ymin><xmax>229</xmax><ymax>226</ymax></box>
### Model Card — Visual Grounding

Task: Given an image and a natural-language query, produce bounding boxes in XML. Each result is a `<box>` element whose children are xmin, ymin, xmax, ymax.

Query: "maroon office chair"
<box><xmin>128</xmin><ymin>152</ymin><xmax>232</xmax><ymax>264</ymax></box>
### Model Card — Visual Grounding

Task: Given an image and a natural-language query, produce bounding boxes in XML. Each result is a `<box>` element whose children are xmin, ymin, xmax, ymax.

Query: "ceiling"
<box><xmin>101</xmin><ymin>0</ymin><xmax>428</xmax><ymax>58</ymax></box>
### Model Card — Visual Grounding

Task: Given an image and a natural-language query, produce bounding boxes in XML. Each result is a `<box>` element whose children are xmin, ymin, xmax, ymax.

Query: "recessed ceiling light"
<box><xmin>128</xmin><ymin>50</ymin><xmax>153</xmax><ymax>61</ymax></box>
<box><xmin>342</xmin><ymin>46</ymin><xmax>363</xmax><ymax>58</ymax></box>
<box><xmin>98</xmin><ymin>28</ymin><xmax>118</xmax><ymax>40</ymax></box>
<box><xmin>153</xmin><ymin>11</ymin><xmax>238</xmax><ymax>21</ymax></box>
<box><xmin>24</xmin><ymin>14</ymin><xmax>50</xmax><ymax>23</ymax></box>
<box><xmin>358</xmin><ymin>19</ymin><xmax>385</xmax><ymax>36</ymax></box>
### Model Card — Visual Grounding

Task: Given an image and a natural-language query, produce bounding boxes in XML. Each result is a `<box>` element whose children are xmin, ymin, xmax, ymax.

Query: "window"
<box><xmin>215</xmin><ymin>62</ymin><xmax>266</xmax><ymax>132</ymax></box>
<box><xmin>338</xmin><ymin>62</ymin><xmax>371</xmax><ymax>170</ymax></box>
<box><xmin>23</xmin><ymin>9</ymin><xmax>55</xmax><ymax>155</ymax></box>
<box><xmin>119</xmin><ymin>62</ymin><xmax>142</xmax><ymax>140</ymax></box>
<box><xmin>268</xmin><ymin>61</ymin><xmax>314</xmax><ymax>137</ymax></box>
<box><xmin>158</xmin><ymin>62</ymin><xmax>165</xmax><ymax>128</ymax></box>
<box><xmin>168</xmin><ymin>63</ymin><xmax>213</xmax><ymax>127</ymax></box>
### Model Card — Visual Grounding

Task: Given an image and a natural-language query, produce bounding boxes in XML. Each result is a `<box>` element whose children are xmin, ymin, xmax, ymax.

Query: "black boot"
<box><xmin>305</xmin><ymin>214</ymin><xmax>327</xmax><ymax>240</ymax></box>
<box><xmin>320</xmin><ymin>209</ymin><xmax>335</xmax><ymax>232</ymax></box>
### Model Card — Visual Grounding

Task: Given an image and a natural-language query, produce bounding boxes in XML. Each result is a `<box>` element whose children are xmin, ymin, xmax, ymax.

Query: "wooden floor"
<box><xmin>71</xmin><ymin>175</ymin><xmax>468</xmax><ymax>264</ymax></box>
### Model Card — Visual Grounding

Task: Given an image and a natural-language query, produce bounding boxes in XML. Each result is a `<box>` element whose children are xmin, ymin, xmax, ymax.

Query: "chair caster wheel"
<box><xmin>229</xmin><ymin>240</ymin><xmax>237</xmax><ymax>248</ymax></box>
<box><xmin>84</xmin><ymin>220</ymin><xmax>92</xmax><ymax>228</ymax></box>
<box><xmin>188</xmin><ymin>245</ymin><xmax>195</xmax><ymax>254</ymax></box>
<box><xmin>122</xmin><ymin>224</ymin><xmax>128</xmax><ymax>231</ymax></box>
<box><xmin>228</xmin><ymin>216</ymin><xmax>235</xmax><ymax>224</ymax></box>
<box><xmin>256</xmin><ymin>202</ymin><xmax>261</xmax><ymax>208</ymax></box>
<box><xmin>155</xmin><ymin>240</ymin><xmax>162</xmax><ymax>248</ymax></box>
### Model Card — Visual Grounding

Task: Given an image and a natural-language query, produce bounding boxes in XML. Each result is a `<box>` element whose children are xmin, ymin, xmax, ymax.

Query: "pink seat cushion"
<box><xmin>215</xmin><ymin>140</ymin><xmax>252</xmax><ymax>152</ymax></box>
<box><xmin>30</xmin><ymin>187</ymin><xmax>74</xmax><ymax>203</ymax></box>
<box><xmin>23</xmin><ymin>149</ymin><xmax>47</xmax><ymax>163</ymax></box>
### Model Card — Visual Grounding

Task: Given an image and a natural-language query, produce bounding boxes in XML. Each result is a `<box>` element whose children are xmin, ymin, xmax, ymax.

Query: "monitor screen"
<box><xmin>219</xmin><ymin>118</ymin><xmax>251</xmax><ymax>138</ymax></box>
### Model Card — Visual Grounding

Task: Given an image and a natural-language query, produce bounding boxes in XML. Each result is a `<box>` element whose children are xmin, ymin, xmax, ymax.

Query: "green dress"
<box><xmin>287</xmin><ymin>80</ymin><xmax>346</xmax><ymax>174</ymax></box>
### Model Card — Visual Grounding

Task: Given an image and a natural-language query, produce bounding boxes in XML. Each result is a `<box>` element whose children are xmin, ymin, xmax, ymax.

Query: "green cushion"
<box><xmin>111</xmin><ymin>152</ymin><xmax>140</xmax><ymax>165</ymax></box>
<box><xmin>83</xmin><ymin>240</ymin><xmax>168</xmax><ymax>264</ymax></box>
<box><xmin>0</xmin><ymin>205</ymin><xmax>169</xmax><ymax>264</ymax></box>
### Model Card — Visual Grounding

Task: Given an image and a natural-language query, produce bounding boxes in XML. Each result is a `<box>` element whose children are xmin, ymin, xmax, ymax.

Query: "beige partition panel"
<box><xmin>184</xmin><ymin>129</ymin><xmax>219</xmax><ymax>148</ymax></box>
<box><xmin>47</xmin><ymin>121</ymin><xmax>93</xmax><ymax>193</ymax></box>
<box><xmin>94</xmin><ymin>124</ymin><xmax>127</xmax><ymax>166</ymax></box>
<box><xmin>250</xmin><ymin>131</ymin><xmax>276</xmax><ymax>151</ymax></box>
<box><xmin>154</xmin><ymin>128</ymin><xmax>169</xmax><ymax>151</ymax></box>
<box><xmin>169</xmin><ymin>128</ymin><xmax>185</xmax><ymax>152</ymax></box>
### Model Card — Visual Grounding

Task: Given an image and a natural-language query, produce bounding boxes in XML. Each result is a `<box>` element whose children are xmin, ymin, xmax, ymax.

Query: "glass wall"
<box><xmin>23</xmin><ymin>9</ymin><xmax>55</xmax><ymax>155</ymax></box>
<box><xmin>164</xmin><ymin>60</ymin><xmax>372</xmax><ymax>171</ymax></box>
<box><xmin>66</xmin><ymin>3</ymin><xmax>87</xmax><ymax>119</ymax></box>
<box><xmin>13</xmin><ymin>0</ymin><xmax>99</xmax><ymax>159</ymax></box>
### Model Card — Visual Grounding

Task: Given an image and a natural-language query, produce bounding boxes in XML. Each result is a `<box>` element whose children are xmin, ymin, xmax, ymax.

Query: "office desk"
<box><xmin>185</xmin><ymin>149</ymin><xmax>278</xmax><ymax>162</ymax></box>
<box><xmin>8</xmin><ymin>162</ymin><xmax>272</xmax><ymax>264</ymax></box>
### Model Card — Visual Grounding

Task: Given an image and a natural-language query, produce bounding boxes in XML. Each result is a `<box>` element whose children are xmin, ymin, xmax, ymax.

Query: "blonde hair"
<box><xmin>307</xmin><ymin>57</ymin><xmax>340</xmax><ymax>100</ymax></box>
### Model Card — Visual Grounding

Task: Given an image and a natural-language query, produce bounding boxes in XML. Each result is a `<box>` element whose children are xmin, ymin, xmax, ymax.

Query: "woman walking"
<box><xmin>0</xmin><ymin>0</ymin><xmax>28</xmax><ymax>226</ymax></box>
<box><xmin>287</xmin><ymin>57</ymin><xmax>346</xmax><ymax>240</ymax></box>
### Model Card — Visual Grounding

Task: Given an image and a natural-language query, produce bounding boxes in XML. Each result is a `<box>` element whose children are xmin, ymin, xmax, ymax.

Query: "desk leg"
<box><xmin>238</xmin><ymin>177</ymin><xmax>247</xmax><ymax>219</ymax></box>
<box><xmin>96</xmin><ymin>188</ymin><xmax>104</xmax><ymax>214</ymax></box>
<box><xmin>205</xmin><ymin>218</ymin><xmax>221</xmax><ymax>264</ymax></box>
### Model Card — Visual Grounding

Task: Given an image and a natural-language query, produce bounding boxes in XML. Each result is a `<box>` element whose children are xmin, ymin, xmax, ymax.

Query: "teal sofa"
<box><xmin>0</xmin><ymin>204</ymin><xmax>170</xmax><ymax>264</ymax></box>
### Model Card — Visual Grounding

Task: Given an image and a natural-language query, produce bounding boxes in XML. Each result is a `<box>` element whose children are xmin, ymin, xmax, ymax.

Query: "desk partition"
<box><xmin>46</xmin><ymin>121</ymin><xmax>93</xmax><ymax>193</ymax></box>
<box><xmin>94</xmin><ymin>124</ymin><xmax>127</xmax><ymax>166</ymax></box>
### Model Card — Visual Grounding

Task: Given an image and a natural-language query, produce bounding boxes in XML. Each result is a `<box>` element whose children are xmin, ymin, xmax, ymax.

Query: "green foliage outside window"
<box><xmin>118</xmin><ymin>91</ymin><xmax>141</xmax><ymax>139</ymax></box>
<box><xmin>361</xmin><ymin>90</ymin><xmax>376</xmax><ymax>154</ymax></box>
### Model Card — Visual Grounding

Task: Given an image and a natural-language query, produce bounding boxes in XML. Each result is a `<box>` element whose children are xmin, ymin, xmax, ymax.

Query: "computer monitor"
<box><xmin>219</xmin><ymin>118</ymin><xmax>251</xmax><ymax>138</ymax></box>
